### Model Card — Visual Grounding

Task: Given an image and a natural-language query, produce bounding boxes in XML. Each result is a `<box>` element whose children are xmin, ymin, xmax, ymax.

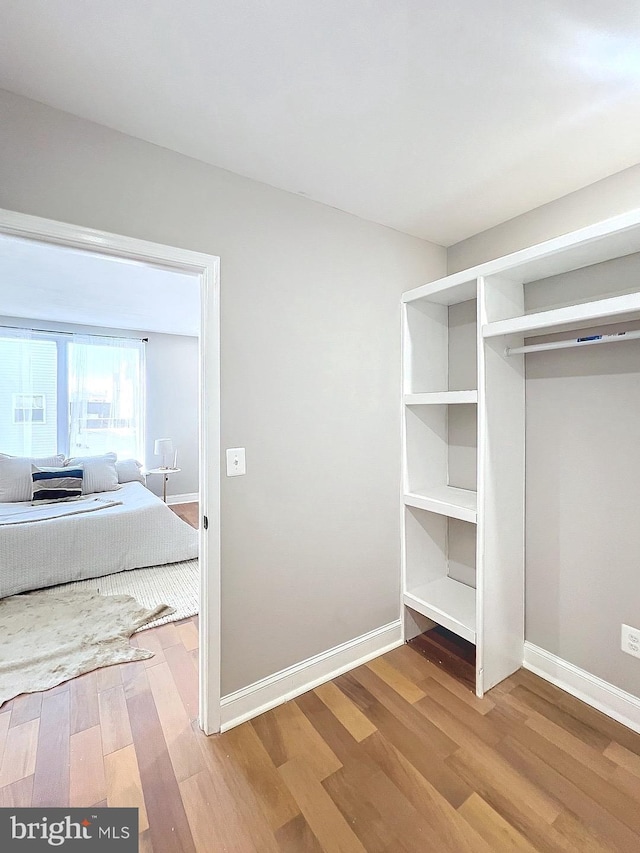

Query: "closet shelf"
<box><xmin>404</xmin><ymin>391</ymin><xmax>477</xmax><ymax>405</ymax></box>
<box><xmin>482</xmin><ymin>292</ymin><xmax>640</xmax><ymax>339</ymax></box>
<box><xmin>404</xmin><ymin>487</ymin><xmax>477</xmax><ymax>523</ymax></box>
<box><xmin>404</xmin><ymin>577</ymin><xmax>476</xmax><ymax>644</ymax></box>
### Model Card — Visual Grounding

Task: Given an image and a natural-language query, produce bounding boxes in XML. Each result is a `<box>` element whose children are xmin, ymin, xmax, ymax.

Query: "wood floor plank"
<box><xmin>360</xmin><ymin>731</ymin><xmax>493</xmax><ymax>853</ymax></box>
<box><xmin>416</xmin><ymin>679</ymin><xmax>502</xmax><ymax>748</ymax></box>
<box><xmin>4</xmin><ymin>617</ymin><xmax>640</xmax><ymax>853</ymax></box>
<box><xmin>279</xmin><ymin>757</ymin><xmax>367</xmax><ymax>853</ymax></box>
<box><xmin>0</xmin><ymin>718</ymin><xmax>39</xmax><ymax>788</ymax></box>
<box><xmin>70</xmin><ymin>670</ymin><xmax>99</xmax><ymax>735</ymax></box>
<box><xmin>180</xmin><ymin>768</ymin><xmax>266</xmax><ymax>853</ymax></box>
<box><xmin>163</xmin><ymin>643</ymin><xmax>200</xmax><ymax>722</ymax></box>
<box><xmin>179</xmin><ymin>770</ymin><xmax>228</xmax><ymax>851</ymax></box>
<box><xmin>0</xmin><ymin>712</ymin><xmax>10</xmax><ymax>762</ymax></box>
<box><xmin>0</xmin><ymin>775</ymin><xmax>34</xmax><ymax>808</ymax></box>
<box><xmin>146</xmin><ymin>662</ymin><xmax>204</xmax><ymax>782</ymax></box>
<box><xmin>295</xmin><ymin>690</ymin><xmax>361</xmax><ymax>766</ymax></box>
<box><xmin>387</xmin><ymin>645</ymin><xmax>496</xmax><ymax>715</ymax></box>
<box><xmin>350</xmin><ymin>665</ymin><xmax>458</xmax><ymax>760</ymax></box>
<box><xmin>275</xmin><ymin>814</ymin><xmax>324</xmax><ymax>853</ymax></box>
<box><xmin>446</xmin><ymin>744</ymin><xmax>562</xmax><ymax>825</ymax></box>
<box><xmin>458</xmin><ymin>793</ymin><xmax>541</xmax><ymax>853</ymax></box>
<box><xmin>322</xmin><ymin>759</ymin><xmax>412</xmax><ymax>852</ymax></box>
<box><xmin>9</xmin><ymin>692</ymin><xmax>43</xmax><ymax>728</ymax></box>
<box><xmin>98</xmin><ymin>663</ymin><xmax>123</xmax><ymax>692</ymax></box>
<box><xmin>609</xmin><ymin>765</ymin><xmax>640</xmax><ymax>804</ymax></box>
<box><xmin>408</xmin><ymin>628</ymin><xmax>476</xmax><ymax>691</ymax></box>
<box><xmin>139</xmin><ymin>829</ymin><xmax>154</xmax><ymax>853</ymax></box>
<box><xmin>497</xmin><ymin>735</ymin><xmax>640</xmax><ymax>853</ymax></box>
<box><xmin>501</xmin><ymin>723</ymin><xmax>640</xmax><ymax>836</ymax></box>
<box><xmin>357</xmin><ymin>692</ymin><xmax>472</xmax><ymax>808</ymax></box>
<box><xmin>604</xmin><ymin>741</ymin><xmax>640</xmax><ymax>776</ymax></box>
<box><xmin>552</xmin><ymin>808</ymin><xmax>625</xmax><ymax>853</ymax></box>
<box><xmin>222</xmin><ymin>722</ymin><xmax>300</xmax><ymax>830</ymax></box>
<box><xmin>365</xmin><ymin>657</ymin><xmax>426</xmax><ymax>704</ymax></box>
<box><xmin>98</xmin><ymin>685</ymin><xmax>133</xmax><ymax>755</ymax></box>
<box><xmin>314</xmin><ymin>680</ymin><xmax>377</xmax><ymax>742</ymax></box>
<box><xmin>516</xmin><ymin>671</ymin><xmax>640</xmax><ymax>756</ymax></box>
<box><xmin>176</xmin><ymin>620</ymin><xmax>199</xmax><ymax>652</ymax></box>
<box><xmin>126</xmin><ymin>674</ymin><xmax>195</xmax><ymax>853</ymax></box>
<box><xmin>253</xmin><ymin>700</ymin><xmax>342</xmax><ymax>781</ymax></box>
<box><xmin>195</xmin><ymin>734</ymin><xmax>281</xmax><ymax>853</ymax></box>
<box><xmin>32</xmin><ymin>690</ymin><xmax>70</xmax><ymax>807</ymax></box>
<box><xmin>69</xmin><ymin>725</ymin><xmax>107</xmax><ymax>808</ymax></box>
<box><xmin>134</xmin><ymin>629</ymin><xmax>167</xmax><ymax>669</ymax></box>
<box><xmin>155</xmin><ymin>622</ymin><xmax>180</xmax><ymax>650</ymax></box>
<box><xmin>104</xmin><ymin>744</ymin><xmax>149</xmax><ymax>832</ymax></box>
<box><xmin>446</xmin><ymin>749</ymin><xmax>574</xmax><ymax>853</ymax></box>
<box><xmin>510</xmin><ymin>685</ymin><xmax>613</xmax><ymax>751</ymax></box>
<box><xmin>524</xmin><ymin>710</ymin><xmax>619</xmax><ymax>780</ymax></box>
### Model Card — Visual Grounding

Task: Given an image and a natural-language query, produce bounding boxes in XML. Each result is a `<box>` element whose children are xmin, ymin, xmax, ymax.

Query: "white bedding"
<box><xmin>0</xmin><ymin>495</ymin><xmax>123</xmax><ymax>525</ymax></box>
<box><xmin>0</xmin><ymin>482</ymin><xmax>198</xmax><ymax>598</ymax></box>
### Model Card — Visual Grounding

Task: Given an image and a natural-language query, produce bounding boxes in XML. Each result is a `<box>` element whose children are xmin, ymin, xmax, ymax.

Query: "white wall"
<box><xmin>0</xmin><ymin>89</ymin><xmax>446</xmax><ymax>695</ymax></box>
<box><xmin>0</xmin><ymin>317</ymin><xmax>198</xmax><ymax>498</ymax></box>
<box><xmin>449</xmin><ymin>172</ymin><xmax>640</xmax><ymax>698</ymax></box>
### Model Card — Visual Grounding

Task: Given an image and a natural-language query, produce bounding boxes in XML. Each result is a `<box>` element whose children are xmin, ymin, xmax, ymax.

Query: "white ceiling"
<box><xmin>1</xmin><ymin>1</ymin><xmax>640</xmax><ymax>246</ymax></box>
<box><xmin>0</xmin><ymin>233</ymin><xmax>200</xmax><ymax>336</ymax></box>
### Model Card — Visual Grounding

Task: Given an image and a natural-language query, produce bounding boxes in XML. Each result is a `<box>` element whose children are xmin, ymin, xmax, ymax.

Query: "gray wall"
<box><xmin>0</xmin><ymin>316</ymin><xmax>199</xmax><ymax>498</ymax></box>
<box><xmin>145</xmin><ymin>332</ymin><xmax>198</xmax><ymax>499</ymax></box>
<box><xmin>448</xmin><ymin>162</ymin><xmax>640</xmax><ymax>274</ymax></box>
<box><xmin>450</xmin><ymin>176</ymin><xmax>640</xmax><ymax>697</ymax></box>
<box><xmin>0</xmin><ymin>89</ymin><xmax>446</xmax><ymax>695</ymax></box>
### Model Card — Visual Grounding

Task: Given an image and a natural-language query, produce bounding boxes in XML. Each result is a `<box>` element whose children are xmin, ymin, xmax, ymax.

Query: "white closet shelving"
<box><xmin>401</xmin><ymin>207</ymin><xmax>640</xmax><ymax>698</ymax></box>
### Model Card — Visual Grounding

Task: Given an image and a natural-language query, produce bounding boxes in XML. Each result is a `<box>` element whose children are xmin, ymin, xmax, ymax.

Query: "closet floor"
<box><xmin>2</xmin><ymin>627</ymin><xmax>640</xmax><ymax>851</ymax></box>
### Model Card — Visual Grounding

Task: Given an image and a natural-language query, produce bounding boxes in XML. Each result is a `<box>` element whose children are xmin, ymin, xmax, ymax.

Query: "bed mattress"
<box><xmin>0</xmin><ymin>482</ymin><xmax>198</xmax><ymax>598</ymax></box>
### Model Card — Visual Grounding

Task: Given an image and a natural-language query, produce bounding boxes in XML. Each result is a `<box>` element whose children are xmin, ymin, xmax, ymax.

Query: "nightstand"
<box><xmin>146</xmin><ymin>467</ymin><xmax>181</xmax><ymax>502</ymax></box>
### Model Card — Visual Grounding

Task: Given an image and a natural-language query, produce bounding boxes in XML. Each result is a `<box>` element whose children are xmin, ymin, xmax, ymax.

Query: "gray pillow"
<box><xmin>115</xmin><ymin>458</ymin><xmax>145</xmax><ymax>484</ymax></box>
<box><xmin>0</xmin><ymin>454</ymin><xmax>65</xmax><ymax>502</ymax></box>
<box><xmin>64</xmin><ymin>452</ymin><xmax>120</xmax><ymax>495</ymax></box>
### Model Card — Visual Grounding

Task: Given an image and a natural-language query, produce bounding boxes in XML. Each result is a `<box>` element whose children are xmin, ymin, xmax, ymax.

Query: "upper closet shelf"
<box><xmin>404</xmin><ymin>391</ymin><xmax>477</xmax><ymax>406</ymax></box>
<box><xmin>483</xmin><ymin>292</ymin><xmax>640</xmax><ymax>339</ymax></box>
<box><xmin>403</xmin><ymin>275</ymin><xmax>477</xmax><ymax>306</ymax></box>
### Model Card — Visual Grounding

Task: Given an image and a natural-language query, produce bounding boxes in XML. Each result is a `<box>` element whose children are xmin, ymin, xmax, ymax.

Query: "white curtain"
<box><xmin>68</xmin><ymin>335</ymin><xmax>145</xmax><ymax>461</ymax></box>
<box><xmin>0</xmin><ymin>327</ymin><xmax>57</xmax><ymax>458</ymax></box>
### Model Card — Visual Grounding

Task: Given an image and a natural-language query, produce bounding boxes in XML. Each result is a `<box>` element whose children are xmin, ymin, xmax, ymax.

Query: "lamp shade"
<box><xmin>154</xmin><ymin>438</ymin><xmax>174</xmax><ymax>467</ymax></box>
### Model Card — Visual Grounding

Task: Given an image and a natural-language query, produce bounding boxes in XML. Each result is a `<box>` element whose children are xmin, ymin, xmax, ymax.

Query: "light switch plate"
<box><xmin>226</xmin><ymin>447</ymin><xmax>246</xmax><ymax>477</ymax></box>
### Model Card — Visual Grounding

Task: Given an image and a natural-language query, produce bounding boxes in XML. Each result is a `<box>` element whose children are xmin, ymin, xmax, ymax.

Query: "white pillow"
<box><xmin>0</xmin><ymin>454</ymin><xmax>65</xmax><ymax>502</ymax></box>
<box><xmin>115</xmin><ymin>458</ymin><xmax>145</xmax><ymax>484</ymax></box>
<box><xmin>64</xmin><ymin>452</ymin><xmax>120</xmax><ymax>494</ymax></box>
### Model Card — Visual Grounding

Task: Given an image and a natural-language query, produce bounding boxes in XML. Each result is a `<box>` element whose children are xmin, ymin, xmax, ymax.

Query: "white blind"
<box><xmin>0</xmin><ymin>334</ymin><xmax>58</xmax><ymax>457</ymax></box>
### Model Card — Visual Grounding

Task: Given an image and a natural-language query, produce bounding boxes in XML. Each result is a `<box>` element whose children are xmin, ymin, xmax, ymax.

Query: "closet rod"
<box><xmin>505</xmin><ymin>329</ymin><xmax>640</xmax><ymax>357</ymax></box>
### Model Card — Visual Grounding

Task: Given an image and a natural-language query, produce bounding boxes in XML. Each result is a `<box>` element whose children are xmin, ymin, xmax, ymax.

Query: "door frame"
<box><xmin>0</xmin><ymin>207</ymin><xmax>221</xmax><ymax>734</ymax></box>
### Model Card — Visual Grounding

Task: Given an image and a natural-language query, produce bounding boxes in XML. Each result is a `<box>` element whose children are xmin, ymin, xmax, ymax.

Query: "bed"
<box><xmin>0</xmin><ymin>481</ymin><xmax>198</xmax><ymax>599</ymax></box>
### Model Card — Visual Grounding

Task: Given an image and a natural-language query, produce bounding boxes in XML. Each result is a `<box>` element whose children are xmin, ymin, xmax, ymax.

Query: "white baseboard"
<box><xmin>166</xmin><ymin>492</ymin><xmax>198</xmax><ymax>505</ymax></box>
<box><xmin>523</xmin><ymin>642</ymin><xmax>640</xmax><ymax>735</ymax></box>
<box><xmin>220</xmin><ymin>620</ymin><xmax>403</xmax><ymax>732</ymax></box>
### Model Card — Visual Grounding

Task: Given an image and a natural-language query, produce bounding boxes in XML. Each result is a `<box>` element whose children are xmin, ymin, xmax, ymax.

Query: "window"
<box><xmin>0</xmin><ymin>329</ymin><xmax>145</xmax><ymax>460</ymax></box>
<box><xmin>13</xmin><ymin>393</ymin><xmax>46</xmax><ymax>424</ymax></box>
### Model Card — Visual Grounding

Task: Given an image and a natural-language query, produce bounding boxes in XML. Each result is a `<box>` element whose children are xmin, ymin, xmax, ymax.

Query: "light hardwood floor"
<box><xmin>2</xmin><ymin>506</ymin><xmax>639</xmax><ymax>850</ymax></box>
<box><xmin>2</xmin><ymin>617</ymin><xmax>640</xmax><ymax>851</ymax></box>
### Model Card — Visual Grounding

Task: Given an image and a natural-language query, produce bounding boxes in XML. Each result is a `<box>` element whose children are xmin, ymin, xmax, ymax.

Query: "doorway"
<box><xmin>0</xmin><ymin>207</ymin><xmax>221</xmax><ymax>734</ymax></box>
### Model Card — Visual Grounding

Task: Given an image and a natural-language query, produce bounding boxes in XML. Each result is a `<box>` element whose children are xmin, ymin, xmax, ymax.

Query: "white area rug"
<box><xmin>42</xmin><ymin>559</ymin><xmax>199</xmax><ymax>630</ymax></box>
<box><xmin>0</xmin><ymin>589</ymin><xmax>173</xmax><ymax>707</ymax></box>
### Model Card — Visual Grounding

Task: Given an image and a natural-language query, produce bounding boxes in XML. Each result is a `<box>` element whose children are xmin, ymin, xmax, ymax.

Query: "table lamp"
<box><xmin>154</xmin><ymin>438</ymin><xmax>175</xmax><ymax>470</ymax></box>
